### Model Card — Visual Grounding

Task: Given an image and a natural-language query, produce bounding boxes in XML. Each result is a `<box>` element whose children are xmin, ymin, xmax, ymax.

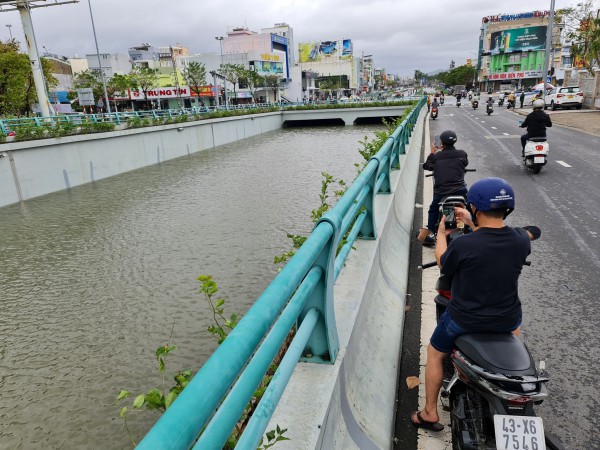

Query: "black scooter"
<box><xmin>419</xmin><ymin>219</ymin><xmax>565</xmax><ymax>450</ymax></box>
<box><xmin>472</xmin><ymin>100</ymin><xmax>479</xmax><ymax>109</ymax></box>
<box><xmin>486</xmin><ymin>103</ymin><xmax>494</xmax><ymax>115</ymax></box>
<box><xmin>498</xmin><ymin>97</ymin><xmax>505</xmax><ymax>107</ymax></box>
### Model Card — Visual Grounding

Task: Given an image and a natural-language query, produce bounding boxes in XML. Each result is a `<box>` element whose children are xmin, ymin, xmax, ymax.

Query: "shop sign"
<box><xmin>482</xmin><ymin>11</ymin><xmax>549</xmax><ymax>23</ymax></box>
<box><xmin>487</xmin><ymin>70</ymin><xmax>542</xmax><ymax>80</ymax></box>
<box><xmin>189</xmin><ymin>86</ymin><xmax>222</xmax><ymax>97</ymax></box>
<box><xmin>260</xmin><ymin>53</ymin><xmax>280</xmax><ymax>61</ymax></box>
<box><xmin>129</xmin><ymin>86</ymin><xmax>190</xmax><ymax>100</ymax></box>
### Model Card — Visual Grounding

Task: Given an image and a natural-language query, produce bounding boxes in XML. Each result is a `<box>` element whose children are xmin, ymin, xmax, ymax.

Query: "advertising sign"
<box><xmin>487</xmin><ymin>70</ymin><xmax>543</xmax><ymax>80</ymax></box>
<box><xmin>482</xmin><ymin>10</ymin><xmax>549</xmax><ymax>23</ymax></box>
<box><xmin>490</xmin><ymin>26</ymin><xmax>547</xmax><ymax>55</ymax></box>
<box><xmin>129</xmin><ymin>86</ymin><xmax>190</xmax><ymax>100</ymax></box>
<box><xmin>298</xmin><ymin>39</ymin><xmax>353</xmax><ymax>62</ymax></box>
<box><xmin>77</xmin><ymin>88</ymin><xmax>94</xmax><ymax>106</ymax></box>
<box><xmin>188</xmin><ymin>86</ymin><xmax>222</xmax><ymax>97</ymax></box>
<box><xmin>254</xmin><ymin>60</ymin><xmax>284</xmax><ymax>75</ymax></box>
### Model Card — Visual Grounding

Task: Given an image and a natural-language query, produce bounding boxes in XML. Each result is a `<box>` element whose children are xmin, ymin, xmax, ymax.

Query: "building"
<box><xmin>86</xmin><ymin>53</ymin><xmax>132</xmax><ymax>78</ymax></box>
<box><xmin>478</xmin><ymin>10</ymin><xmax>561</xmax><ymax>91</ymax></box>
<box><xmin>67</xmin><ymin>56</ymin><xmax>89</xmax><ymax>75</ymax></box>
<box><xmin>42</xmin><ymin>53</ymin><xmax>74</xmax><ymax>114</ymax></box>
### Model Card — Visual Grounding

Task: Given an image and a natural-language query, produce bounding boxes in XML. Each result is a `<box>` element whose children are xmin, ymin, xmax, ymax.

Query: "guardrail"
<box><xmin>0</xmin><ymin>98</ymin><xmax>420</xmax><ymax>137</ymax></box>
<box><xmin>135</xmin><ymin>96</ymin><xmax>425</xmax><ymax>450</ymax></box>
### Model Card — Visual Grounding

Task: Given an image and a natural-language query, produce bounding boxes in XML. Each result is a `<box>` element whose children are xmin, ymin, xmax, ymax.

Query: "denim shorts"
<box><xmin>430</xmin><ymin>310</ymin><xmax>521</xmax><ymax>353</ymax></box>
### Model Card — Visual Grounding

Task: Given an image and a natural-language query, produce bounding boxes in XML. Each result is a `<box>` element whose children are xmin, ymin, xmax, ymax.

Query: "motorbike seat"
<box><xmin>454</xmin><ymin>333</ymin><xmax>536</xmax><ymax>376</ymax></box>
<box><xmin>527</xmin><ymin>137</ymin><xmax>547</xmax><ymax>143</ymax></box>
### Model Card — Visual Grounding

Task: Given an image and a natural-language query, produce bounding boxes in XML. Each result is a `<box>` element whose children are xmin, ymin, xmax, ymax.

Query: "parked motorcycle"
<box><xmin>431</xmin><ymin>107</ymin><xmax>439</xmax><ymax>120</ymax></box>
<box><xmin>419</xmin><ymin>219</ymin><xmax>565</xmax><ymax>450</ymax></box>
<box><xmin>472</xmin><ymin>100</ymin><xmax>479</xmax><ymax>110</ymax></box>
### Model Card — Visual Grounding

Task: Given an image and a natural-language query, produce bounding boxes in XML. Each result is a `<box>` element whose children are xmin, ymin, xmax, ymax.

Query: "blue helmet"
<box><xmin>467</xmin><ymin>177</ymin><xmax>515</xmax><ymax>212</ymax></box>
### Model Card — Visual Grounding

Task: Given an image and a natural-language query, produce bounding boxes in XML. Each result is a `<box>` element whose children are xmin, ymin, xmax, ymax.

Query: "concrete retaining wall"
<box><xmin>267</xmin><ymin>107</ymin><xmax>426</xmax><ymax>449</ymax></box>
<box><xmin>0</xmin><ymin>112</ymin><xmax>281</xmax><ymax>208</ymax></box>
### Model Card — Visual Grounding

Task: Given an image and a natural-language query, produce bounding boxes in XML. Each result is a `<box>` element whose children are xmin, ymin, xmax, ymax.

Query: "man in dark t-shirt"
<box><xmin>411</xmin><ymin>177</ymin><xmax>537</xmax><ymax>432</ymax></box>
<box><xmin>417</xmin><ymin>130</ymin><xmax>468</xmax><ymax>247</ymax></box>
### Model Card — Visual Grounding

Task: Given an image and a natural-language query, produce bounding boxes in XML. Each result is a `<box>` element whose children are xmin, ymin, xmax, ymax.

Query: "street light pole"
<box><xmin>87</xmin><ymin>0</ymin><xmax>112</xmax><ymax>115</ymax></box>
<box><xmin>542</xmin><ymin>0</ymin><xmax>556</xmax><ymax>104</ymax></box>
<box><xmin>6</xmin><ymin>23</ymin><xmax>13</xmax><ymax>40</ymax></box>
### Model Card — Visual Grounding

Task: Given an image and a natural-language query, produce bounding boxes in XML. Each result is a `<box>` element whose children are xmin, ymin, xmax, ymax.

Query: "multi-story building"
<box><xmin>86</xmin><ymin>53</ymin><xmax>132</xmax><ymax>78</ymax></box>
<box><xmin>478</xmin><ymin>10</ymin><xmax>561</xmax><ymax>91</ymax></box>
<box><xmin>42</xmin><ymin>53</ymin><xmax>74</xmax><ymax>113</ymax></box>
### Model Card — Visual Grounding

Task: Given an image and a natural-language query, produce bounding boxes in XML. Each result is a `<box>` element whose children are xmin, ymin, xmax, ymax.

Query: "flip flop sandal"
<box><xmin>411</xmin><ymin>411</ymin><xmax>444</xmax><ymax>432</ymax></box>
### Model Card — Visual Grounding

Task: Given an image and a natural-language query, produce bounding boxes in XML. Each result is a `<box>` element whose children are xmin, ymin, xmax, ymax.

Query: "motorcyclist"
<box><xmin>411</xmin><ymin>177</ymin><xmax>536</xmax><ymax>432</ymax></box>
<box><xmin>507</xmin><ymin>91</ymin><xmax>516</xmax><ymax>107</ymax></box>
<box><xmin>431</xmin><ymin>98</ymin><xmax>440</xmax><ymax>109</ymax></box>
<box><xmin>486</xmin><ymin>96</ymin><xmax>494</xmax><ymax>107</ymax></box>
<box><xmin>519</xmin><ymin>99</ymin><xmax>552</xmax><ymax>156</ymax></box>
<box><xmin>417</xmin><ymin>130</ymin><xmax>468</xmax><ymax>246</ymax></box>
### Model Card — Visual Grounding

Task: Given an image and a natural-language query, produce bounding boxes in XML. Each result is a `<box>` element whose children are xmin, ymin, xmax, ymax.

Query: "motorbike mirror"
<box><xmin>523</xmin><ymin>225</ymin><xmax>542</xmax><ymax>240</ymax></box>
<box><xmin>518</xmin><ymin>120</ymin><xmax>524</xmax><ymax>124</ymax></box>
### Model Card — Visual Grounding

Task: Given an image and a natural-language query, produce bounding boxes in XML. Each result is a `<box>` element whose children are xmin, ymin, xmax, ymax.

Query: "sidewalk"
<box><xmin>512</xmin><ymin>107</ymin><xmax>600</xmax><ymax>136</ymax></box>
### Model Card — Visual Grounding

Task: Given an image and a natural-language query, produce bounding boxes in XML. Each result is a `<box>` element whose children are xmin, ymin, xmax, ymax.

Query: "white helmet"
<box><xmin>533</xmin><ymin>99</ymin><xmax>544</xmax><ymax>109</ymax></box>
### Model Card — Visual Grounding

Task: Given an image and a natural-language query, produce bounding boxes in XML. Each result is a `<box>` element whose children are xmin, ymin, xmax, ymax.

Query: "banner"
<box><xmin>254</xmin><ymin>60</ymin><xmax>284</xmax><ymax>75</ymax></box>
<box><xmin>298</xmin><ymin>39</ymin><xmax>353</xmax><ymax>62</ymax></box>
<box><xmin>490</xmin><ymin>26</ymin><xmax>547</xmax><ymax>55</ymax></box>
<box><xmin>487</xmin><ymin>70</ymin><xmax>543</xmax><ymax>80</ymax></box>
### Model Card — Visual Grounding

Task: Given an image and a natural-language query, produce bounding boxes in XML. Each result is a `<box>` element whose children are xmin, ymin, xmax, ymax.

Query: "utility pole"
<box><xmin>542</xmin><ymin>0</ymin><xmax>556</xmax><ymax>104</ymax></box>
<box><xmin>6</xmin><ymin>23</ymin><xmax>12</xmax><ymax>39</ymax></box>
<box><xmin>87</xmin><ymin>0</ymin><xmax>111</xmax><ymax>115</ymax></box>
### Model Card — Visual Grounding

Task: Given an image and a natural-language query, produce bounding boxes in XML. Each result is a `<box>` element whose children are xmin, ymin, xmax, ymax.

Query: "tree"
<box><xmin>318</xmin><ymin>77</ymin><xmax>344</xmax><ymax>99</ymax></box>
<box><xmin>129</xmin><ymin>66</ymin><xmax>158</xmax><ymax>101</ymax></box>
<box><xmin>107</xmin><ymin>74</ymin><xmax>134</xmax><ymax>111</ymax></box>
<box><xmin>0</xmin><ymin>40</ymin><xmax>57</xmax><ymax>117</ymax></box>
<box><xmin>72</xmin><ymin>70</ymin><xmax>103</xmax><ymax>99</ymax></box>
<box><xmin>264</xmin><ymin>75</ymin><xmax>281</xmax><ymax>102</ymax></box>
<box><xmin>557</xmin><ymin>1</ymin><xmax>600</xmax><ymax>72</ymax></box>
<box><xmin>241</xmin><ymin>69</ymin><xmax>265</xmax><ymax>103</ymax></box>
<box><xmin>182</xmin><ymin>61</ymin><xmax>207</xmax><ymax>98</ymax></box>
<box><xmin>219</xmin><ymin>63</ymin><xmax>246</xmax><ymax>102</ymax></box>
<box><xmin>435</xmin><ymin>65</ymin><xmax>477</xmax><ymax>89</ymax></box>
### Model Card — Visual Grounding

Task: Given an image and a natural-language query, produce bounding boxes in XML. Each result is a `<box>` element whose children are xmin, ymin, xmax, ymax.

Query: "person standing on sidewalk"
<box><xmin>519</xmin><ymin>91</ymin><xmax>525</xmax><ymax>108</ymax></box>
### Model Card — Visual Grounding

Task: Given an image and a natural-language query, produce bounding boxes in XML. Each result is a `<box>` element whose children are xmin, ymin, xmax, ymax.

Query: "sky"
<box><xmin>0</xmin><ymin>0</ymin><xmax>586</xmax><ymax>77</ymax></box>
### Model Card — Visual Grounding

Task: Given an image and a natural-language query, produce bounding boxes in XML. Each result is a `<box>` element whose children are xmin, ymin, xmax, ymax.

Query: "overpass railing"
<box><xmin>134</xmin><ymin>97</ymin><xmax>426</xmax><ymax>450</ymax></box>
<box><xmin>0</xmin><ymin>97</ymin><xmax>420</xmax><ymax>137</ymax></box>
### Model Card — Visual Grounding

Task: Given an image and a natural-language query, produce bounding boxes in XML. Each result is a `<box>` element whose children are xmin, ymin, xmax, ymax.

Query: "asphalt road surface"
<box><xmin>428</xmin><ymin>97</ymin><xmax>600</xmax><ymax>449</ymax></box>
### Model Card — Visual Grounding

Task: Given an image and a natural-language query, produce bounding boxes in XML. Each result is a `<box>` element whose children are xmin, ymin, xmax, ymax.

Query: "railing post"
<box><xmin>299</xmin><ymin>214</ymin><xmax>341</xmax><ymax>364</ymax></box>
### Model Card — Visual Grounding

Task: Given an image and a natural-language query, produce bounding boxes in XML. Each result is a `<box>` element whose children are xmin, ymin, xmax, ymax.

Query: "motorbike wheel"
<box><xmin>532</xmin><ymin>165</ymin><xmax>542</xmax><ymax>174</ymax></box>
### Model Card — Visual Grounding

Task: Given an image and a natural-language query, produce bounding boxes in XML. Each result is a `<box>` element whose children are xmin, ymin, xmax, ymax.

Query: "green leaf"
<box><xmin>215</xmin><ymin>298</ymin><xmax>225</xmax><ymax>308</ymax></box>
<box><xmin>159</xmin><ymin>357</ymin><xmax>165</xmax><ymax>373</ymax></box>
<box><xmin>119</xmin><ymin>406</ymin><xmax>128</xmax><ymax>418</ymax></box>
<box><xmin>133</xmin><ymin>394</ymin><xmax>145</xmax><ymax>408</ymax></box>
<box><xmin>116</xmin><ymin>390</ymin><xmax>131</xmax><ymax>402</ymax></box>
<box><xmin>266</xmin><ymin>429</ymin><xmax>276</xmax><ymax>441</ymax></box>
<box><xmin>165</xmin><ymin>391</ymin><xmax>178</xmax><ymax>409</ymax></box>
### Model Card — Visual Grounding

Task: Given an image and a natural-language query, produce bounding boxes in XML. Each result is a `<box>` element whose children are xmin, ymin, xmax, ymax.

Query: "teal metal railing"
<box><xmin>0</xmin><ymin>97</ymin><xmax>421</xmax><ymax>137</ymax></box>
<box><xmin>137</xmin><ymin>97</ymin><xmax>425</xmax><ymax>450</ymax></box>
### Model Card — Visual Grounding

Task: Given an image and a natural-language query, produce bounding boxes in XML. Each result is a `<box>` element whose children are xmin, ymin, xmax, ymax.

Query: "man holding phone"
<box><xmin>417</xmin><ymin>130</ymin><xmax>469</xmax><ymax>246</ymax></box>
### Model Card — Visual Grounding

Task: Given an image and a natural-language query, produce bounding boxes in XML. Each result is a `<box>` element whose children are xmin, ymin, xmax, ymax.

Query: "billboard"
<box><xmin>254</xmin><ymin>60</ymin><xmax>284</xmax><ymax>75</ymax></box>
<box><xmin>490</xmin><ymin>26</ymin><xmax>547</xmax><ymax>55</ymax></box>
<box><xmin>298</xmin><ymin>39</ymin><xmax>353</xmax><ymax>62</ymax></box>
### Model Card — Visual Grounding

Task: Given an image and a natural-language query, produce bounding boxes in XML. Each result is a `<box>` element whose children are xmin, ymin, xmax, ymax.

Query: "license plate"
<box><xmin>494</xmin><ymin>415</ymin><xmax>546</xmax><ymax>450</ymax></box>
<box><xmin>534</xmin><ymin>156</ymin><xmax>545</xmax><ymax>164</ymax></box>
<box><xmin>567</xmin><ymin>95</ymin><xmax>574</xmax><ymax>99</ymax></box>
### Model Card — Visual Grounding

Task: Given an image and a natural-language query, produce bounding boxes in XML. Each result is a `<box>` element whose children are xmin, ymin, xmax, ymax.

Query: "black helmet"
<box><xmin>440</xmin><ymin>130</ymin><xmax>457</xmax><ymax>145</ymax></box>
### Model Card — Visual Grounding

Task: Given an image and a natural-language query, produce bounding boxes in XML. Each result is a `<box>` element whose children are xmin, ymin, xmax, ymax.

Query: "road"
<box><xmin>427</xmin><ymin>97</ymin><xmax>600</xmax><ymax>449</ymax></box>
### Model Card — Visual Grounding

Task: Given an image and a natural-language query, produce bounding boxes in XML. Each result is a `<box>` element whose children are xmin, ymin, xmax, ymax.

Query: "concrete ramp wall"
<box><xmin>267</xmin><ymin>107</ymin><xmax>425</xmax><ymax>449</ymax></box>
<box><xmin>0</xmin><ymin>112</ymin><xmax>281</xmax><ymax>208</ymax></box>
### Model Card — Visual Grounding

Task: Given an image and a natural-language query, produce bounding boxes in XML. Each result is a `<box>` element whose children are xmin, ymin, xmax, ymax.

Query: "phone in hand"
<box><xmin>434</xmin><ymin>134</ymin><xmax>442</xmax><ymax>148</ymax></box>
<box><xmin>442</xmin><ymin>205</ymin><xmax>457</xmax><ymax>229</ymax></box>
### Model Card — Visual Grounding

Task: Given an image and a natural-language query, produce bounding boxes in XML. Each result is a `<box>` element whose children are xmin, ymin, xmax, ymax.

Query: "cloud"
<box><xmin>0</xmin><ymin>0</ymin><xmax>577</xmax><ymax>76</ymax></box>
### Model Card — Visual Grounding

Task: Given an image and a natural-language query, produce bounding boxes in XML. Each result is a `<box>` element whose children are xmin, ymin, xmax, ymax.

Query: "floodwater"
<box><xmin>0</xmin><ymin>124</ymin><xmax>384</xmax><ymax>449</ymax></box>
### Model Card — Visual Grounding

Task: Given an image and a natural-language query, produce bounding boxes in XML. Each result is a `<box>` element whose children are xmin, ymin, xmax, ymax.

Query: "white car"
<box><xmin>544</xmin><ymin>86</ymin><xmax>584</xmax><ymax>110</ymax></box>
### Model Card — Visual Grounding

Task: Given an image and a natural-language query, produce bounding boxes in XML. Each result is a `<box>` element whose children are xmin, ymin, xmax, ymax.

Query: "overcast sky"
<box><xmin>0</xmin><ymin>0</ymin><xmax>584</xmax><ymax>76</ymax></box>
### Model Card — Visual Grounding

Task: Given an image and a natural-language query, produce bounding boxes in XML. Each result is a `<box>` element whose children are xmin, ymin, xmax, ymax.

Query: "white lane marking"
<box><xmin>502</xmin><ymin>132</ymin><xmax>510</xmax><ymax>135</ymax></box>
<box><xmin>481</xmin><ymin>121</ymin><xmax>485</xmax><ymax>123</ymax></box>
<box><xmin>556</xmin><ymin>160</ymin><xmax>572</xmax><ymax>167</ymax></box>
<box><xmin>491</xmin><ymin>126</ymin><xmax>497</xmax><ymax>129</ymax></box>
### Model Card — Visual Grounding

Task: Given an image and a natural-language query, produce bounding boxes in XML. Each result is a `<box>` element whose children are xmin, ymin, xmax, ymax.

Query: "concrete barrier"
<box><xmin>266</xmin><ymin>107</ymin><xmax>426</xmax><ymax>449</ymax></box>
<box><xmin>0</xmin><ymin>112</ymin><xmax>281</xmax><ymax>208</ymax></box>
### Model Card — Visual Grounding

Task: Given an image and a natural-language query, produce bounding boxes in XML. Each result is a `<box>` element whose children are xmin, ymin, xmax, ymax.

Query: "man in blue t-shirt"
<box><xmin>411</xmin><ymin>177</ymin><xmax>539</xmax><ymax>432</ymax></box>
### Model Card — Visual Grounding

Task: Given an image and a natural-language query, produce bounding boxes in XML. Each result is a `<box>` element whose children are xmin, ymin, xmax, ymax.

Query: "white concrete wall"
<box><xmin>0</xmin><ymin>113</ymin><xmax>281</xmax><ymax>208</ymax></box>
<box><xmin>267</xmin><ymin>107</ymin><xmax>426</xmax><ymax>449</ymax></box>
